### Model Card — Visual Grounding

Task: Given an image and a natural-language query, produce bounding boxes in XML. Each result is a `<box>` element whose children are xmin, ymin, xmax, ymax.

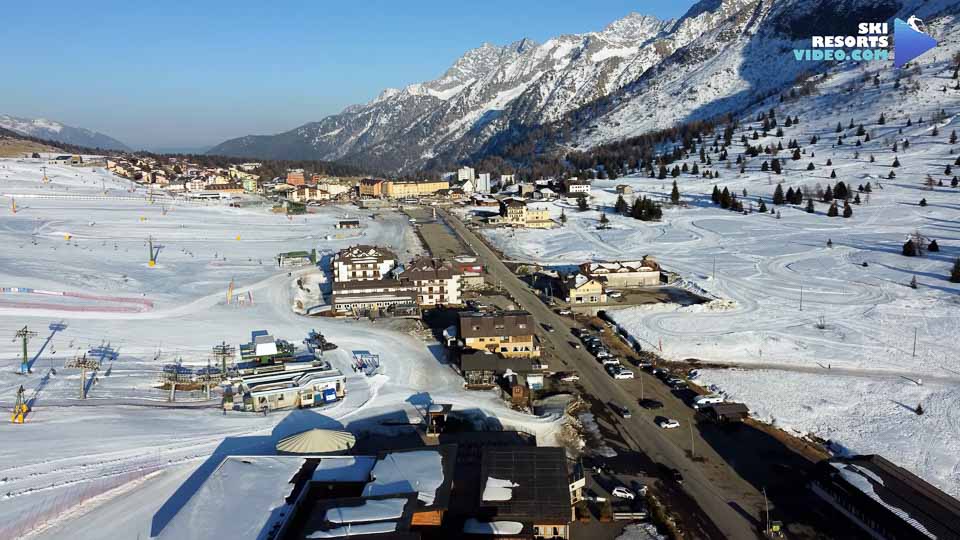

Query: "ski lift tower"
<box><xmin>196</xmin><ymin>360</ymin><xmax>223</xmax><ymax>400</ymax></box>
<box><xmin>212</xmin><ymin>342</ymin><xmax>237</xmax><ymax>377</ymax></box>
<box><xmin>11</xmin><ymin>385</ymin><xmax>28</xmax><ymax>423</ymax></box>
<box><xmin>65</xmin><ymin>353</ymin><xmax>101</xmax><ymax>399</ymax></box>
<box><xmin>13</xmin><ymin>326</ymin><xmax>38</xmax><ymax>375</ymax></box>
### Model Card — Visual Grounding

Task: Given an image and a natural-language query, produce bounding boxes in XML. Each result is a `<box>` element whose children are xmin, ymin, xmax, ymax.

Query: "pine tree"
<box><xmin>806</xmin><ymin>198</ymin><xmax>815</xmax><ymax>213</ymax></box>
<box><xmin>903</xmin><ymin>239</ymin><xmax>917</xmax><ymax>256</ymax></box>
<box><xmin>835</xmin><ymin>122</ymin><xmax>842</xmax><ymax>133</ymax></box>
<box><xmin>823</xmin><ymin>185</ymin><xmax>834</xmax><ymax>202</ymax></box>
<box><xmin>807</xmin><ymin>162</ymin><xmax>815</xmax><ymax>171</ymax></box>
<box><xmin>761</xmin><ymin>161</ymin><xmax>769</xmax><ymax>172</ymax></box>
<box><xmin>878</xmin><ymin>112</ymin><xmax>886</xmax><ymax>125</ymax></box>
<box><xmin>771</xmin><ymin>159</ymin><xmax>782</xmax><ymax>174</ymax></box>
<box><xmin>670</xmin><ymin>180</ymin><xmax>680</xmax><ymax>204</ymax></box>
<box><xmin>577</xmin><ymin>195</ymin><xmax>589</xmax><ymax>211</ymax></box>
<box><xmin>953</xmin><ymin>177</ymin><xmax>959</xmax><ymax>188</ymax></box>
<box><xmin>827</xmin><ymin>202</ymin><xmax>839</xmax><ymax>217</ymax></box>
<box><xmin>928</xmin><ymin>239</ymin><xmax>940</xmax><ymax>252</ymax></box>
<box><xmin>830</xmin><ymin>169</ymin><xmax>837</xmax><ymax>179</ymax></box>
<box><xmin>792</xmin><ymin>148</ymin><xmax>801</xmax><ymax>160</ymax></box>
<box><xmin>692</xmin><ymin>163</ymin><xmax>700</xmax><ymax>175</ymax></box>
<box><xmin>919</xmin><ymin>198</ymin><xmax>927</xmax><ymax>207</ymax></box>
<box><xmin>950</xmin><ymin>258</ymin><xmax>960</xmax><ymax>283</ymax></box>
<box><xmin>854</xmin><ymin>193</ymin><xmax>861</xmax><ymax>204</ymax></box>
<box><xmin>951</xmin><ymin>130</ymin><xmax>957</xmax><ymax>144</ymax></box>
<box><xmin>720</xmin><ymin>187</ymin><xmax>731</xmax><ymax>209</ymax></box>
<box><xmin>915</xmin><ymin>403</ymin><xmax>924</xmax><ymax>415</ymax></box>
<box><xmin>835</xmin><ymin>181</ymin><xmax>848</xmax><ymax>200</ymax></box>
<box><xmin>758</xmin><ymin>199</ymin><xmax>767</xmax><ymax>213</ymax></box>
<box><xmin>910</xmin><ymin>275</ymin><xmax>918</xmax><ymax>289</ymax></box>
<box><xmin>892</xmin><ymin>157</ymin><xmax>901</xmax><ymax>167</ymax></box>
<box><xmin>773</xmin><ymin>184</ymin><xmax>785</xmax><ymax>205</ymax></box>
<box><xmin>843</xmin><ymin>201</ymin><xmax>852</xmax><ymax>218</ymax></box>
<box><xmin>599</xmin><ymin>212</ymin><xmax>609</xmax><ymax>227</ymax></box>
<box><xmin>615</xmin><ymin>194</ymin><xmax>629</xmax><ymax>214</ymax></box>
<box><xmin>711</xmin><ymin>185</ymin><xmax>721</xmax><ymax>204</ymax></box>
<box><xmin>560</xmin><ymin>209</ymin><xmax>567</xmax><ymax>224</ymax></box>
<box><xmin>947</xmin><ymin>165</ymin><xmax>953</xmax><ymax>176</ymax></box>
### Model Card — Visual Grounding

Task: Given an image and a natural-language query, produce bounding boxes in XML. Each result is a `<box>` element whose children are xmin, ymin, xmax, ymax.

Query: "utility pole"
<box><xmin>690</xmin><ymin>423</ymin><xmax>695</xmax><ymax>458</ymax></box>
<box><xmin>763</xmin><ymin>487</ymin><xmax>770</xmax><ymax>537</ymax></box>
<box><xmin>912</xmin><ymin>327</ymin><xmax>918</xmax><ymax>358</ymax></box>
<box><xmin>712</xmin><ymin>256</ymin><xmax>716</xmax><ymax>280</ymax></box>
<box><xmin>639</xmin><ymin>374</ymin><xmax>644</xmax><ymax>402</ymax></box>
<box><xmin>799</xmin><ymin>286</ymin><xmax>803</xmax><ymax>311</ymax></box>
<box><xmin>13</xmin><ymin>326</ymin><xmax>38</xmax><ymax>374</ymax></box>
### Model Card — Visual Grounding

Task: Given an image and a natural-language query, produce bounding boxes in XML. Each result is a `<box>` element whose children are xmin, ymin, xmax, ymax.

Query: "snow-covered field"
<box><xmin>0</xmin><ymin>161</ymin><xmax>562</xmax><ymax>539</ymax></box>
<box><xmin>469</xmin><ymin>42</ymin><xmax>960</xmax><ymax>495</ymax></box>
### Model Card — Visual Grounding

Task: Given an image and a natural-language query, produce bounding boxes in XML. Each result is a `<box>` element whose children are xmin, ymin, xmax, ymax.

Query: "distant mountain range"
<box><xmin>208</xmin><ymin>0</ymin><xmax>948</xmax><ymax>174</ymax></box>
<box><xmin>0</xmin><ymin>114</ymin><xmax>130</xmax><ymax>151</ymax></box>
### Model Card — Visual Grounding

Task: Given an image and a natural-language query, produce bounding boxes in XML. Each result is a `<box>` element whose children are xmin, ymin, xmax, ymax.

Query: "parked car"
<box><xmin>611</xmin><ymin>486</ymin><xmax>635</xmax><ymax>500</ymax></box>
<box><xmin>542</xmin><ymin>323</ymin><xmax>555</xmax><ymax>332</ymax></box>
<box><xmin>602</xmin><ymin>357</ymin><xmax>621</xmax><ymax>367</ymax></box>
<box><xmin>670</xmin><ymin>469</ymin><xmax>684</xmax><ymax>484</ymax></box>
<box><xmin>692</xmin><ymin>394</ymin><xmax>724</xmax><ymax>409</ymax></box>
<box><xmin>558</xmin><ymin>372</ymin><xmax>581</xmax><ymax>382</ymax></box>
<box><xmin>687</xmin><ymin>369</ymin><xmax>701</xmax><ymax>379</ymax></box>
<box><xmin>557</xmin><ymin>308</ymin><xmax>573</xmax><ymax>315</ymax></box>
<box><xmin>658</xmin><ymin>418</ymin><xmax>681</xmax><ymax>429</ymax></box>
<box><xmin>630</xmin><ymin>481</ymin><xmax>649</xmax><ymax>496</ymax></box>
<box><xmin>596</xmin><ymin>350</ymin><xmax>613</xmax><ymax>359</ymax></box>
<box><xmin>607</xmin><ymin>290</ymin><xmax>623</xmax><ymax>298</ymax></box>
<box><xmin>614</xmin><ymin>369</ymin><xmax>635</xmax><ymax>380</ymax></box>
<box><xmin>610</xmin><ymin>402</ymin><xmax>632</xmax><ymax>418</ymax></box>
<box><xmin>653</xmin><ymin>368</ymin><xmax>671</xmax><ymax>380</ymax></box>
<box><xmin>638</xmin><ymin>399</ymin><xmax>664</xmax><ymax>409</ymax></box>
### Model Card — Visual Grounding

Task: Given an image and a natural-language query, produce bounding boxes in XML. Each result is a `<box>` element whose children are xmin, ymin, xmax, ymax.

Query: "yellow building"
<box><xmin>383</xmin><ymin>180</ymin><xmax>449</xmax><ymax>198</ymax></box>
<box><xmin>561</xmin><ymin>273</ymin><xmax>606</xmax><ymax>304</ymax></box>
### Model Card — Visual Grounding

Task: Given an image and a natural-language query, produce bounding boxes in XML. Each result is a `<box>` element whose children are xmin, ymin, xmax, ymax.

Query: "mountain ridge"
<box><xmin>0</xmin><ymin>114</ymin><xmax>130</xmax><ymax>151</ymax></box>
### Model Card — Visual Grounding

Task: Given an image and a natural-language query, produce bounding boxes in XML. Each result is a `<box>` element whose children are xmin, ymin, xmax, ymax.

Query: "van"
<box><xmin>693</xmin><ymin>394</ymin><xmax>724</xmax><ymax>409</ymax></box>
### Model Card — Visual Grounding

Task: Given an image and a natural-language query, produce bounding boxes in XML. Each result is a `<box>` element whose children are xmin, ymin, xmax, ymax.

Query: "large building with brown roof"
<box><xmin>457</xmin><ymin>311</ymin><xmax>539</xmax><ymax>359</ymax></box>
<box><xmin>399</xmin><ymin>257</ymin><xmax>462</xmax><ymax>307</ymax></box>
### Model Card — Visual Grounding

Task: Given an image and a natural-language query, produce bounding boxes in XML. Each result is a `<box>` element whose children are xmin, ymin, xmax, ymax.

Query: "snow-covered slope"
<box><xmin>0</xmin><ymin>114</ymin><xmax>130</xmax><ymax>151</ymax></box>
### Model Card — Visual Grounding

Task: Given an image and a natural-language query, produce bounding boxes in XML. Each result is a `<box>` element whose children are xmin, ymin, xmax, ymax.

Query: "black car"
<box><xmin>670</xmin><ymin>468</ymin><xmax>684</xmax><ymax>484</ymax></box>
<box><xmin>609</xmin><ymin>402</ymin><xmax>632</xmax><ymax>419</ymax></box>
<box><xmin>638</xmin><ymin>399</ymin><xmax>664</xmax><ymax>409</ymax></box>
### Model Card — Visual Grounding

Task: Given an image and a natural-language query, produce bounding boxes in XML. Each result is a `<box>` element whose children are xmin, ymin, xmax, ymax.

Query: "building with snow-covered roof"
<box><xmin>333</xmin><ymin>245</ymin><xmax>398</xmax><ymax>283</ymax></box>
<box><xmin>466</xmin><ymin>446</ymin><xmax>576</xmax><ymax>538</ymax></box>
<box><xmin>560</xmin><ymin>272</ymin><xmax>606</xmax><ymax>304</ymax></box>
<box><xmin>810</xmin><ymin>455</ymin><xmax>960</xmax><ymax>540</ymax></box>
<box><xmin>580</xmin><ymin>257</ymin><xmax>662</xmax><ymax>288</ymax></box>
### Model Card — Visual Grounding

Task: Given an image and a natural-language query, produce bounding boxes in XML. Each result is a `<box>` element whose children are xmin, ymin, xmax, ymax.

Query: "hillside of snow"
<box><xmin>467</xmin><ymin>25</ymin><xmax>960</xmax><ymax>496</ymax></box>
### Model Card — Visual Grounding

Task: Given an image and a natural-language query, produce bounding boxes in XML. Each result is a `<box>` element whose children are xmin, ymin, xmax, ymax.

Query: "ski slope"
<box><xmin>0</xmin><ymin>160</ymin><xmax>563</xmax><ymax>539</ymax></box>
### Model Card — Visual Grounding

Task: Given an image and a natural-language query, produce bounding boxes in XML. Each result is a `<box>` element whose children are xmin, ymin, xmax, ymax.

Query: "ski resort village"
<box><xmin>4</xmin><ymin>2</ymin><xmax>960</xmax><ymax>540</ymax></box>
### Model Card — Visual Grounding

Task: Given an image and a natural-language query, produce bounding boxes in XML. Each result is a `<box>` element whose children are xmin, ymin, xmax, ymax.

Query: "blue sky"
<box><xmin>4</xmin><ymin>1</ymin><xmax>695</xmax><ymax>150</ymax></box>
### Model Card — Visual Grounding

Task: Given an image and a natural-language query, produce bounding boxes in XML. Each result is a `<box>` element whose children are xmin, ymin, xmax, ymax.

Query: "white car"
<box><xmin>692</xmin><ymin>394</ymin><xmax>724</xmax><ymax>409</ymax></box>
<box><xmin>658</xmin><ymin>418</ymin><xmax>681</xmax><ymax>429</ymax></box>
<box><xmin>559</xmin><ymin>373</ymin><xmax>580</xmax><ymax>382</ymax></box>
<box><xmin>614</xmin><ymin>369</ymin><xmax>635</xmax><ymax>380</ymax></box>
<box><xmin>607</xmin><ymin>291</ymin><xmax>623</xmax><ymax>298</ymax></box>
<box><xmin>611</xmin><ymin>486</ymin><xmax>635</xmax><ymax>500</ymax></box>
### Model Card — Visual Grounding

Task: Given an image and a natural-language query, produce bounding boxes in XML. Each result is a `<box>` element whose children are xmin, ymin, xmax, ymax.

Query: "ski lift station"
<box><xmin>240</xmin><ymin>361</ymin><xmax>346</xmax><ymax>412</ymax></box>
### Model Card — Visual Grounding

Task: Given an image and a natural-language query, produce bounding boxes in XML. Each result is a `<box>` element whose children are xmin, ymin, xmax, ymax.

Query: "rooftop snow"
<box><xmin>482</xmin><ymin>477</ymin><xmax>520</xmax><ymax>501</ymax></box>
<box><xmin>463</xmin><ymin>518</ymin><xmax>524</xmax><ymax>535</ymax></box>
<box><xmin>307</xmin><ymin>521</ymin><xmax>398</xmax><ymax>538</ymax></box>
<box><xmin>158</xmin><ymin>456</ymin><xmax>303</xmax><ymax>540</ymax></box>
<box><xmin>312</xmin><ymin>456</ymin><xmax>376</xmax><ymax>483</ymax></box>
<box><xmin>323</xmin><ymin>498</ymin><xmax>408</xmax><ymax>524</ymax></box>
<box><xmin>362</xmin><ymin>450</ymin><xmax>444</xmax><ymax>506</ymax></box>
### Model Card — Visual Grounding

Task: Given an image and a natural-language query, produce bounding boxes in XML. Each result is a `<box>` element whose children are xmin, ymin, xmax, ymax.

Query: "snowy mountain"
<box><xmin>209</xmin><ymin>0</ymin><xmax>957</xmax><ymax>173</ymax></box>
<box><xmin>0</xmin><ymin>114</ymin><xmax>130</xmax><ymax>151</ymax></box>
